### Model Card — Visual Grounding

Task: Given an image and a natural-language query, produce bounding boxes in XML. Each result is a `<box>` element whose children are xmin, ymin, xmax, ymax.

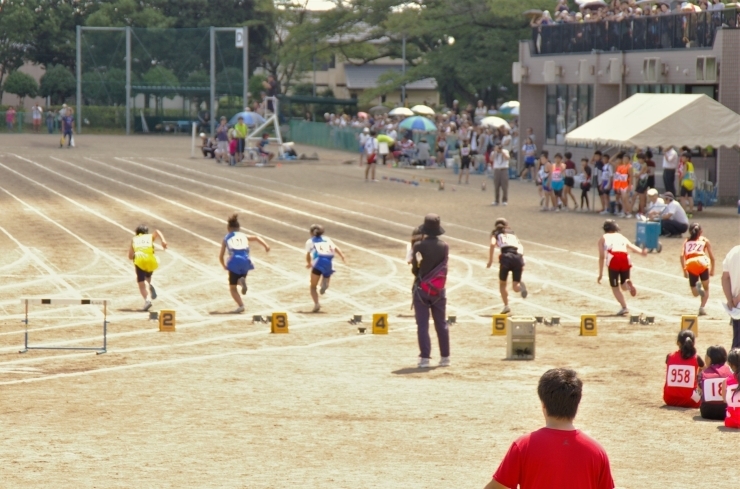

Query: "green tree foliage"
<box><xmin>39</xmin><ymin>64</ymin><xmax>76</xmax><ymax>105</ymax></box>
<box><xmin>85</xmin><ymin>0</ymin><xmax>174</xmax><ymax>28</ymax></box>
<box><xmin>28</xmin><ymin>0</ymin><xmax>91</xmax><ymax>70</ymax></box>
<box><xmin>141</xmin><ymin>65</ymin><xmax>179</xmax><ymax>113</ymax></box>
<box><xmin>3</xmin><ymin>71</ymin><xmax>39</xmax><ymax>106</ymax></box>
<box><xmin>0</xmin><ymin>1</ymin><xmax>35</xmax><ymax>99</ymax></box>
<box><xmin>82</xmin><ymin>68</ymin><xmax>127</xmax><ymax>105</ymax></box>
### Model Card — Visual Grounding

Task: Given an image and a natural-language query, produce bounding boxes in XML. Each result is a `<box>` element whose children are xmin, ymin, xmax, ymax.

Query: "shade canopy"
<box><xmin>480</xmin><ymin>116</ymin><xmax>511</xmax><ymax>130</ymax></box>
<box><xmin>399</xmin><ymin>115</ymin><xmax>436</xmax><ymax>131</ymax></box>
<box><xmin>565</xmin><ymin>93</ymin><xmax>740</xmax><ymax>148</ymax></box>
<box><xmin>389</xmin><ymin>107</ymin><xmax>414</xmax><ymax>117</ymax></box>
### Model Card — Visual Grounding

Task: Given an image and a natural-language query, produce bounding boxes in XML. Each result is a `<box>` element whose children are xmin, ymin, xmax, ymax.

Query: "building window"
<box><xmin>627</xmin><ymin>84</ymin><xmax>717</xmax><ymax>99</ymax></box>
<box><xmin>546</xmin><ymin>84</ymin><xmax>593</xmax><ymax>145</ymax></box>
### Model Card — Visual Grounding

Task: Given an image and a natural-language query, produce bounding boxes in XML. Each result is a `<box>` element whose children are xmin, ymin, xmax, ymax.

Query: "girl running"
<box><xmin>218</xmin><ymin>214</ymin><xmax>270</xmax><ymax>314</ymax></box>
<box><xmin>664</xmin><ymin>330</ymin><xmax>704</xmax><ymax>408</ymax></box>
<box><xmin>128</xmin><ymin>225</ymin><xmax>168</xmax><ymax>311</ymax></box>
<box><xmin>613</xmin><ymin>153</ymin><xmax>632</xmax><ymax>218</ymax></box>
<box><xmin>305</xmin><ymin>224</ymin><xmax>346</xmax><ymax>313</ymax></box>
<box><xmin>486</xmin><ymin>218</ymin><xmax>528</xmax><ymax>315</ymax></box>
<box><xmin>597</xmin><ymin>219</ymin><xmax>647</xmax><ymax>316</ymax></box>
<box><xmin>549</xmin><ymin>153</ymin><xmax>565</xmax><ymax>212</ymax></box>
<box><xmin>680</xmin><ymin>223</ymin><xmax>715</xmax><ymax>316</ymax></box>
<box><xmin>725</xmin><ymin>349</ymin><xmax>740</xmax><ymax>428</ymax></box>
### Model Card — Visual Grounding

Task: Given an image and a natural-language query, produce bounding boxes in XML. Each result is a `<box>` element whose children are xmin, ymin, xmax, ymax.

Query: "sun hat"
<box><xmin>420</xmin><ymin>214</ymin><xmax>445</xmax><ymax>237</ymax></box>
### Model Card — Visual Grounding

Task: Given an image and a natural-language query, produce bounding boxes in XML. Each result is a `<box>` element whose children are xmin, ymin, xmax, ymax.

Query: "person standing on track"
<box><xmin>491</xmin><ymin>144</ymin><xmax>510</xmax><ymax>205</ymax></box>
<box><xmin>538</xmin><ymin>151</ymin><xmax>552</xmax><ymax>211</ymax></box>
<box><xmin>721</xmin><ymin>244</ymin><xmax>740</xmax><ymax>349</ymax></box>
<box><xmin>458</xmin><ymin>139</ymin><xmax>472</xmax><ymax>185</ymax></box>
<box><xmin>234</xmin><ymin>116</ymin><xmax>247</xmax><ymax>163</ymax></box>
<box><xmin>219</xmin><ymin>214</ymin><xmax>270</xmax><ymax>314</ymax></box>
<box><xmin>128</xmin><ymin>225</ymin><xmax>168</xmax><ymax>311</ymax></box>
<box><xmin>597</xmin><ymin>153</ymin><xmax>613</xmax><ymax>215</ymax></box>
<box><xmin>306</xmin><ymin>224</ymin><xmax>346</xmax><ymax>313</ymax></box>
<box><xmin>579</xmin><ymin>158</ymin><xmax>592</xmax><ymax>212</ymax></box>
<box><xmin>549</xmin><ymin>153</ymin><xmax>565</xmax><ymax>212</ymax></box>
<box><xmin>597</xmin><ymin>219</ymin><xmax>647</xmax><ymax>316</ymax></box>
<box><xmin>562</xmin><ymin>151</ymin><xmax>578</xmax><ymax>210</ymax></box>
<box><xmin>364</xmin><ymin>130</ymin><xmax>379</xmax><ymax>182</ymax></box>
<box><xmin>680</xmin><ymin>223</ymin><xmax>714</xmax><ymax>316</ymax></box>
<box><xmin>724</xmin><ymin>349</ymin><xmax>740</xmax><ymax>428</ymax></box>
<box><xmin>487</xmin><ymin>218</ymin><xmax>528</xmax><ymax>315</ymax></box>
<box><xmin>60</xmin><ymin>108</ymin><xmax>74</xmax><ymax>148</ymax></box>
<box><xmin>412</xmin><ymin>214</ymin><xmax>450</xmax><ymax>368</ymax></box>
<box><xmin>613</xmin><ymin>153</ymin><xmax>633</xmax><ymax>218</ymax></box>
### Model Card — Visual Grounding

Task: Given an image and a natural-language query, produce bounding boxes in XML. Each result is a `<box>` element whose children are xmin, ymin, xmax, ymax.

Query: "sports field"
<box><xmin>0</xmin><ymin>134</ymin><xmax>738</xmax><ymax>488</ymax></box>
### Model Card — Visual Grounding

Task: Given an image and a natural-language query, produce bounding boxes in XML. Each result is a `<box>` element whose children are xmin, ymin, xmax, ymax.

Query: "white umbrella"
<box><xmin>389</xmin><ymin>107</ymin><xmax>414</xmax><ymax>117</ymax></box>
<box><xmin>499</xmin><ymin>101</ymin><xmax>520</xmax><ymax>110</ymax></box>
<box><xmin>411</xmin><ymin>104</ymin><xmax>435</xmax><ymax>116</ymax></box>
<box><xmin>480</xmin><ymin>116</ymin><xmax>511</xmax><ymax>130</ymax></box>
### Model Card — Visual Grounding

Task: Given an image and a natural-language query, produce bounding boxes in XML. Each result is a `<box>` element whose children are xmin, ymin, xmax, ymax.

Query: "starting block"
<box><xmin>271</xmin><ymin>312</ymin><xmax>289</xmax><ymax>334</ymax></box>
<box><xmin>349</xmin><ymin>315</ymin><xmax>363</xmax><ymax>325</ymax></box>
<box><xmin>159</xmin><ymin>310</ymin><xmax>176</xmax><ymax>332</ymax></box>
<box><xmin>506</xmin><ymin>316</ymin><xmax>536</xmax><ymax>360</ymax></box>
<box><xmin>641</xmin><ymin>315</ymin><xmax>655</xmax><ymax>325</ymax></box>
<box><xmin>447</xmin><ymin>315</ymin><xmax>457</xmax><ymax>325</ymax></box>
<box><xmin>543</xmin><ymin>317</ymin><xmax>560</xmax><ymax>326</ymax></box>
<box><xmin>492</xmin><ymin>314</ymin><xmax>507</xmax><ymax>336</ymax></box>
<box><xmin>357</xmin><ymin>326</ymin><xmax>367</xmax><ymax>334</ymax></box>
<box><xmin>372</xmin><ymin>313</ymin><xmax>388</xmax><ymax>334</ymax></box>
<box><xmin>534</xmin><ymin>316</ymin><xmax>543</xmax><ymax>323</ymax></box>
<box><xmin>580</xmin><ymin>315</ymin><xmax>597</xmax><ymax>336</ymax></box>
<box><xmin>681</xmin><ymin>315</ymin><xmax>698</xmax><ymax>337</ymax></box>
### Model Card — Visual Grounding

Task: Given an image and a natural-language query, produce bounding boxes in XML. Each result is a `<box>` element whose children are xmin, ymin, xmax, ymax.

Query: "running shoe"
<box><xmin>417</xmin><ymin>357</ymin><xmax>431</xmax><ymax>368</ymax></box>
<box><xmin>238</xmin><ymin>277</ymin><xmax>247</xmax><ymax>295</ymax></box>
<box><xmin>696</xmin><ymin>281</ymin><xmax>705</xmax><ymax>298</ymax></box>
<box><xmin>438</xmin><ymin>357</ymin><xmax>451</xmax><ymax>367</ymax></box>
<box><xmin>501</xmin><ymin>305</ymin><xmax>511</xmax><ymax>314</ymax></box>
<box><xmin>624</xmin><ymin>214</ymin><xmax>633</xmax><ymax>219</ymax></box>
<box><xmin>149</xmin><ymin>284</ymin><xmax>157</xmax><ymax>300</ymax></box>
<box><xmin>520</xmin><ymin>282</ymin><xmax>528</xmax><ymax>299</ymax></box>
<box><xmin>503</xmin><ymin>202</ymin><xmax>508</xmax><ymax>206</ymax></box>
<box><xmin>143</xmin><ymin>300</ymin><xmax>152</xmax><ymax>311</ymax></box>
<box><xmin>555</xmin><ymin>208</ymin><xmax>560</xmax><ymax>213</ymax></box>
<box><xmin>319</xmin><ymin>276</ymin><xmax>329</xmax><ymax>295</ymax></box>
<box><xmin>599</xmin><ymin>210</ymin><xmax>610</xmax><ymax>215</ymax></box>
<box><xmin>616</xmin><ymin>307</ymin><xmax>629</xmax><ymax>316</ymax></box>
<box><xmin>234</xmin><ymin>306</ymin><xmax>245</xmax><ymax>314</ymax></box>
<box><xmin>492</xmin><ymin>202</ymin><xmax>499</xmax><ymax>206</ymax></box>
<box><xmin>627</xmin><ymin>281</ymin><xmax>637</xmax><ymax>297</ymax></box>
<box><xmin>312</xmin><ymin>303</ymin><xmax>321</xmax><ymax>313</ymax></box>
<box><xmin>698</xmin><ymin>307</ymin><xmax>707</xmax><ymax>316</ymax></box>
<box><xmin>617</xmin><ymin>212</ymin><xmax>625</xmax><ymax>218</ymax></box>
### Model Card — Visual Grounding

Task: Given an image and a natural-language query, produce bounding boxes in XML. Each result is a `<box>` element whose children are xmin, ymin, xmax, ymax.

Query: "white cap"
<box><xmin>647</xmin><ymin>188</ymin><xmax>659</xmax><ymax>197</ymax></box>
<box><xmin>363</xmin><ymin>127</ymin><xmax>369</xmax><ymax>133</ymax></box>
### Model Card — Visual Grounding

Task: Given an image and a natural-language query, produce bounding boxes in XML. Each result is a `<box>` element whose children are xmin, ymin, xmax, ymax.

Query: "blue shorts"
<box><xmin>359</xmin><ymin>144</ymin><xmax>365</xmax><ymax>154</ymax></box>
<box><xmin>525</xmin><ymin>157</ymin><xmax>535</xmax><ymax>167</ymax></box>
<box><xmin>311</xmin><ymin>256</ymin><xmax>334</xmax><ymax>278</ymax></box>
<box><xmin>551</xmin><ymin>182</ymin><xmax>564</xmax><ymax>192</ymax></box>
<box><xmin>542</xmin><ymin>185</ymin><xmax>551</xmax><ymax>192</ymax></box>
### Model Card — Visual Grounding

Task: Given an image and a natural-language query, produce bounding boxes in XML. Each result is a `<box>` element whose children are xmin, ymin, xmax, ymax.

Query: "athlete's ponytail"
<box><xmin>491</xmin><ymin>218</ymin><xmax>508</xmax><ymax>238</ymax></box>
<box><xmin>135</xmin><ymin>225</ymin><xmax>149</xmax><ymax>235</ymax></box>
<box><xmin>677</xmin><ymin>330</ymin><xmax>697</xmax><ymax>360</ymax></box>
<box><xmin>728</xmin><ymin>349</ymin><xmax>740</xmax><ymax>401</ymax></box>
<box><xmin>227</xmin><ymin>213</ymin><xmax>240</xmax><ymax>230</ymax></box>
<box><xmin>688</xmin><ymin>222</ymin><xmax>702</xmax><ymax>241</ymax></box>
<box><xmin>310</xmin><ymin>224</ymin><xmax>325</xmax><ymax>237</ymax></box>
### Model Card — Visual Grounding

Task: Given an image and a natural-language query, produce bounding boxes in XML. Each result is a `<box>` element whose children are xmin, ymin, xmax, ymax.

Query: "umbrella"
<box><xmin>581</xmin><ymin>0</ymin><xmax>608</xmax><ymax>9</ymax></box>
<box><xmin>228</xmin><ymin>111</ymin><xmax>265</xmax><ymax>127</ymax></box>
<box><xmin>389</xmin><ymin>107</ymin><xmax>414</xmax><ymax>117</ymax></box>
<box><xmin>411</xmin><ymin>105</ymin><xmax>435</xmax><ymax>116</ymax></box>
<box><xmin>369</xmin><ymin>105</ymin><xmax>390</xmax><ymax>114</ymax></box>
<box><xmin>681</xmin><ymin>2</ymin><xmax>701</xmax><ymax>11</ymax></box>
<box><xmin>377</xmin><ymin>134</ymin><xmax>395</xmax><ymax>144</ymax></box>
<box><xmin>523</xmin><ymin>8</ymin><xmax>543</xmax><ymax>17</ymax></box>
<box><xmin>480</xmin><ymin>116</ymin><xmax>511</xmax><ymax>130</ymax></box>
<box><xmin>635</xmin><ymin>0</ymin><xmax>669</xmax><ymax>4</ymax></box>
<box><xmin>399</xmin><ymin>116</ymin><xmax>437</xmax><ymax>132</ymax></box>
<box><xmin>499</xmin><ymin>101</ymin><xmax>520</xmax><ymax>109</ymax></box>
<box><xmin>357</xmin><ymin>111</ymin><xmax>368</xmax><ymax>119</ymax></box>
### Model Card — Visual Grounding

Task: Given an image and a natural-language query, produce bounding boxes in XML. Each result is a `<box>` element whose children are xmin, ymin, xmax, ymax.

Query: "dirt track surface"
<box><xmin>0</xmin><ymin>134</ymin><xmax>739</xmax><ymax>488</ymax></box>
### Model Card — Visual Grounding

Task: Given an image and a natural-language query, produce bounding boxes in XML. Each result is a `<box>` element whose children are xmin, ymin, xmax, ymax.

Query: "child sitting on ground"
<box><xmin>725</xmin><ymin>349</ymin><xmax>740</xmax><ymax>428</ymax></box>
<box><xmin>698</xmin><ymin>345</ymin><xmax>733</xmax><ymax>420</ymax></box>
<box><xmin>664</xmin><ymin>330</ymin><xmax>704</xmax><ymax>408</ymax></box>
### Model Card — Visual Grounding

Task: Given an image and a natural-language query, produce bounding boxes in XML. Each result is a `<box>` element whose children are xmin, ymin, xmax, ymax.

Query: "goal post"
<box><xmin>19</xmin><ymin>298</ymin><xmax>110</xmax><ymax>355</ymax></box>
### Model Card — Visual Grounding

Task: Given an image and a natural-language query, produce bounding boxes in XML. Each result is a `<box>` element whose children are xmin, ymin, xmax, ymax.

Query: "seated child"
<box><xmin>725</xmin><ymin>349</ymin><xmax>740</xmax><ymax>429</ymax></box>
<box><xmin>664</xmin><ymin>330</ymin><xmax>704</xmax><ymax>408</ymax></box>
<box><xmin>259</xmin><ymin>133</ymin><xmax>275</xmax><ymax>162</ymax></box>
<box><xmin>698</xmin><ymin>345</ymin><xmax>733</xmax><ymax>420</ymax></box>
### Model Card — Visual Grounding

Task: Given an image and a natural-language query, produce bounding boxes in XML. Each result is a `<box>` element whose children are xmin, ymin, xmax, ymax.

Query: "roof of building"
<box><xmin>344</xmin><ymin>64</ymin><xmax>437</xmax><ymax>90</ymax></box>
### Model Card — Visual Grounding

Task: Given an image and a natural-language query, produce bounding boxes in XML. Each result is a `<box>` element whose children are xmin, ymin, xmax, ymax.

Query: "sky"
<box><xmin>304</xmin><ymin>0</ymin><xmax>337</xmax><ymax>10</ymax></box>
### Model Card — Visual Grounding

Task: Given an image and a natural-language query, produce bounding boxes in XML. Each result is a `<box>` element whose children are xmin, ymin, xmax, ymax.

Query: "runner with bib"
<box><xmin>487</xmin><ymin>218</ymin><xmax>528</xmax><ymax>315</ymax></box>
<box><xmin>128</xmin><ymin>225</ymin><xmax>168</xmax><ymax>311</ymax></box>
<box><xmin>680</xmin><ymin>223</ymin><xmax>715</xmax><ymax>316</ymax></box>
<box><xmin>218</xmin><ymin>214</ymin><xmax>270</xmax><ymax>314</ymax></box>
<box><xmin>664</xmin><ymin>330</ymin><xmax>704</xmax><ymax>408</ymax></box>
<box><xmin>597</xmin><ymin>219</ymin><xmax>647</xmax><ymax>316</ymax></box>
<box><xmin>305</xmin><ymin>224</ymin><xmax>346</xmax><ymax>313</ymax></box>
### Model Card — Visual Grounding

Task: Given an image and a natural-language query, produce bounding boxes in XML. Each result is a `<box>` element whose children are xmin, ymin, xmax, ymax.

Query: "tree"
<box><xmin>82</xmin><ymin>68</ymin><xmax>127</xmax><ymax>106</ymax></box>
<box><xmin>40</xmin><ymin>64</ymin><xmax>76</xmax><ymax>105</ymax></box>
<box><xmin>0</xmin><ymin>1</ymin><xmax>35</xmax><ymax>100</ymax></box>
<box><xmin>27</xmin><ymin>0</ymin><xmax>91</xmax><ymax>70</ymax></box>
<box><xmin>3</xmin><ymin>71</ymin><xmax>39</xmax><ymax>106</ymax></box>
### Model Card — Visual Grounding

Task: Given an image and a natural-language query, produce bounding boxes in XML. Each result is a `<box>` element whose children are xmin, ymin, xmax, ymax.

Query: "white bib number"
<box><xmin>314</xmin><ymin>242</ymin><xmax>334</xmax><ymax>256</ymax></box>
<box><xmin>227</xmin><ymin>235</ymin><xmax>248</xmax><ymax>250</ymax></box>
<box><xmin>727</xmin><ymin>384</ymin><xmax>740</xmax><ymax>408</ymax></box>
<box><xmin>133</xmin><ymin>235</ymin><xmax>152</xmax><ymax>249</ymax></box>
<box><xmin>667</xmin><ymin>365</ymin><xmax>695</xmax><ymax>388</ymax></box>
<box><xmin>703</xmin><ymin>378</ymin><xmax>724</xmax><ymax>402</ymax></box>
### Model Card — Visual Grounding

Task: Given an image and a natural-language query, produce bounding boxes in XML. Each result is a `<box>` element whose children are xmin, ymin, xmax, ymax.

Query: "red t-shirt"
<box><xmin>493</xmin><ymin>428</ymin><xmax>614</xmax><ymax>489</ymax></box>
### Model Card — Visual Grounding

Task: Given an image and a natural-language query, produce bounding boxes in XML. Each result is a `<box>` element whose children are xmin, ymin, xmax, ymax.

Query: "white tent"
<box><xmin>565</xmin><ymin>93</ymin><xmax>740</xmax><ymax>148</ymax></box>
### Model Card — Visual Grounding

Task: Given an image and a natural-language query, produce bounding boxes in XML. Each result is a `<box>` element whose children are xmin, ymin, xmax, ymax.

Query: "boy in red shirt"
<box><xmin>485</xmin><ymin>368</ymin><xmax>615</xmax><ymax>489</ymax></box>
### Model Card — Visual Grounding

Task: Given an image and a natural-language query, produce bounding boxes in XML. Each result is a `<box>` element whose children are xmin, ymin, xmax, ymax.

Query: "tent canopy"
<box><xmin>565</xmin><ymin>93</ymin><xmax>740</xmax><ymax>148</ymax></box>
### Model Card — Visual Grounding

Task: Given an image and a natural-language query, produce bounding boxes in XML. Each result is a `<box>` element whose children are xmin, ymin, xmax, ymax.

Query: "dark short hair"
<box><xmin>554</xmin><ymin>153</ymin><xmax>563</xmax><ymax>159</ymax></box>
<box><xmin>538</xmin><ymin>368</ymin><xmax>583</xmax><ymax>420</ymax></box>
<box><xmin>540</xmin><ymin>150</ymin><xmax>549</xmax><ymax>158</ymax></box>
<box><xmin>594</xmin><ymin>150</ymin><xmax>602</xmax><ymax>156</ymax></box>
<box><xmin>135</xmin><ymin>225</ymin><xmax>149</xmax><ymax>235</ymax></box>
<box><xmin>564</xmin><ymin>151</ymin><xmax>572</xmax><ymax>159</ymax></box>
<box><xmin>707</xmin><ymin>345</ymin><xmax>728</xmax><ymax>365</ymax></box>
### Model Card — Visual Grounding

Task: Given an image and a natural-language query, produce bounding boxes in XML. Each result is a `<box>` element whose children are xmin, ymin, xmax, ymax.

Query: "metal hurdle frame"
<box><xmin>19</xmin><ymin>298</ymin><xmax>110</xmax><ymax>355</ymax></box>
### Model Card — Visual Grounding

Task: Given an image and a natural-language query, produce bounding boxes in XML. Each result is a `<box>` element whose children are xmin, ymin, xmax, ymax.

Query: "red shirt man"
<box><xmin>485</xmin><ymin>369</ymin><xmax>615</xmax><ymax>489</ymax></box>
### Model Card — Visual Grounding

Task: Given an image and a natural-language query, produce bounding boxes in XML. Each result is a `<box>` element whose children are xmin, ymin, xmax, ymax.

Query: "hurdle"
<box><xmin>19</xmin><ymin>298</ymin><xmax>110</xmax><ymax>355</ymax></box>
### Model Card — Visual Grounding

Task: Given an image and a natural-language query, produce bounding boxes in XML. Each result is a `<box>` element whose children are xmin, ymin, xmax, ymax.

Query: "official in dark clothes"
<box><xmin>411</xmin><ymin>214</ymin><xmax>450</xmax><ymax>368</ymax></box>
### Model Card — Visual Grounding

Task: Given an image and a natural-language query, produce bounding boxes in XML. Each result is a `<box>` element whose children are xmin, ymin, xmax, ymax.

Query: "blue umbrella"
<box><xmin>228</xmin><ymin>111</ymin><xmax>265</xmax><ymax>127</ymax></box>
<box><xmin>399</xmin><ymin>115</ymin><xmax>437</xmax><ymax>132</ymax></box>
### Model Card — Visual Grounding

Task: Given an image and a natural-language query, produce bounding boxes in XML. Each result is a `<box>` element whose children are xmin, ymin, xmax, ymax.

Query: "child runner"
<box><xmin>663</xmin><ymin>330</ymin><xmax>704</xmax><ymax>408</ymax></box>
<box><xmin>678</xmin><ymin>151</ymin><xmax>696</xmax><ymax>216</ymax></box>
<box><xmin>632</xmin><ymin>153</ymin><xmax>650</xmax><ymax>215</ymax></box>
<box><xmin>698</xmin><ymin>345</ymin><xmax>732</xmax><ymax>420</ymax></box>
<box><xmin>598</xmin><ymin>153</ymin><xmax>613</xmax><ymax>215</ymax></box>
<box><xmin>725</xmin><ymin>349</ymin><xmax>740</xmax><ymax>428</ymax></box>
<box><xmin>258</xmin><ymin>133</ymin><xmax>275</xmax><ymax>163</ymax></box>
<box><xmin>218</xmin><ymin>214</ymin><xmax>270</xmax><ymax>313</ymax></box>
<box><xmin>305</xmin><ymin>224</ymin><xmax>346</xmax><ymax>312</ymax></box>
<box><xmin>487</xmin><ymin>218</ymin><xmax>528</xmax><ymax>315</ymax></box>
<box><xmin>549</xmin><ymin>153</ymin><xmax>565</xmax><ymax>212</ymax></box>
<box><xmin>128</xmin><ymin>225</ymin><xmax>168</xmax><ymax>311</ymax></box>
<box><xmin>519</xmin><ymin>136</ymin><xmax>537</xmax><ymax>181</ymax></box>
<box><xmin>458</xmin><ymin>139</ymin><xmax>471</xmax><ymax>185</ymax></box>
<box><xmin>364</xmin><ymin>130</ymin><xmax>378</xmax><ymax>181</ymax></box>
<box><xmin>562</xmin><ymin>151</ymin><xmax>578</xmax><ymax>210</ymax></box>
<box><xmin>233</xmin><ymin>116</ymin><xmax>247</xmax><ymax>163</ymax></box>
<box><xmin>228</xmin><ymin>129</ymin><xmax>238</xmax><ymax>166</ymax></box>
<box><xmin>597</xmin><ymin>219</ymin><xmax>647</xmax><ymax>316</ymax></box>
<box><xmin>613</xmin><ymin>153</ymin><xmax>632</xmax><ymax>218</ymax></box>
<box><xmin>579</xmin><ymin>158</ymin><xmax>592</xmax><ymax>212</ymax></box>
<box><xmin>538</xmin><ymin>151</ymin><xmax>552</xmax><ymax>211</ymax></box>
<box><xmin>61</xmin><ymin>108</ymin><xmax>75</xmax><ymax>148</ymax></box>
<box><xmin>358</xmin><ymin>127</ymin><xmax>369</xmax><ymax>166</ymax></box>
<box><xmin>680</xmin><ymin>222</ymin><xmax>715</xmax><ymax>316</ymax></box>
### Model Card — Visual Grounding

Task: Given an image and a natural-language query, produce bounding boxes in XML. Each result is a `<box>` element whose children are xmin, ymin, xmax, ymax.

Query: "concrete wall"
<box><xmin>717</xmin><ymin>29</ymin><xmax>740</xmax><ymax>204</ymax></box>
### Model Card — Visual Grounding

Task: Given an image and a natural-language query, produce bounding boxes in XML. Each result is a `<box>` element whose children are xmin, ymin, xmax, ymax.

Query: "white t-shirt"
<box><xmin>501</xmin><ymin>134</ymin><xmax>512</xmax><ymax>151</ymax></box>
<box><xmin>723</xmin><ymin>245</ymin><xmax>740</xmax><ymax>298</ymax></box>
<box><xmin>493</xmin><ymin>150</ymin><xmax>510</xmax><ymax>169</ymax></box>
<box><xmin>646</xmin><ymin>197</ymin><xmax>666</xmax><ymax>214</ymax></box>
<box><xmin>32</xmin><ymin>106</ymin><xmax>43</xmax><ymax>119</ymax></box>
<box><xmin>364</xmin><ymin>137</ymin><xmax>378</xmax><ymax>155</ymax></box>
<box><xmin>662</xmin><ymin>200</ymin><xmax>688</xmax><ymax>225</ymax></box>
<box><xmin>663</xmin><ymin>148</ymin><xmax>678</xmax><ymax>170</ymax></box>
